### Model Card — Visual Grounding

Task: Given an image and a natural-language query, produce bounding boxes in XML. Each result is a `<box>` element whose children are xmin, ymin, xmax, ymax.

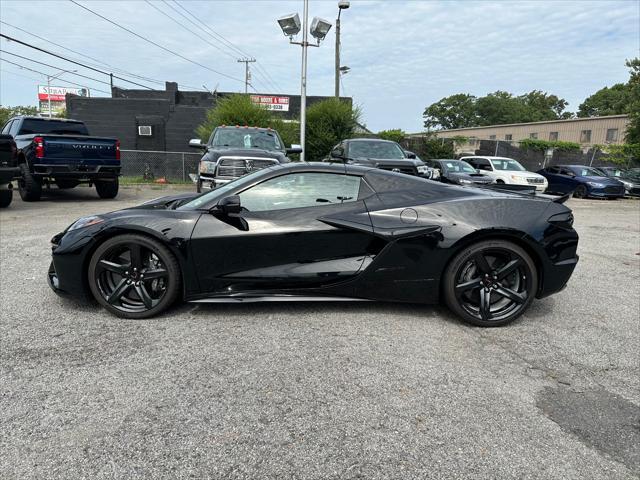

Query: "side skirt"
<box><xmin>189</xmin><ymin>295</ymin><xmax>372</xmax><ymax>304</ymax></box>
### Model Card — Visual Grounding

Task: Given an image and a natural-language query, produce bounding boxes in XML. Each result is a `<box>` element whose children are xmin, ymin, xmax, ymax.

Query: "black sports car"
<box><xmin>48</xmin><ymin>163</ymin><xmax>579</xmax><ymax>327</ymax></box>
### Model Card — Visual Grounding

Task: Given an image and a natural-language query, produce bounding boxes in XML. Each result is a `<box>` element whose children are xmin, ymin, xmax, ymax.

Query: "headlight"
<box><xmin>622</xmin><ymin>180</ymin><xmax>633</xmax><ymax>188</ymax></box>
<box><xmin>510</xmin><ymin>175</ymin><xmax>525</xmax><ymax>181</ymax></box>
<box><xmin>68</xmin><ymin>215</ymin><xmax>104</xmax><ymax>231</ymax></box>
<box><xmin>587</xmin><ymin>181</ymin><xmax>605</xmax><ymax>188</ymax></box>
<box><xmin>199</xmin><ymin>161</ymin><xmax>217</xmax><ymax>174</ymax></box>
<box><xmin>417</xmin><ymin>165</ymin><xmax>429</xmax><ymax>174</ymax></box>
<box><xmin>459</xmin><ymin>179</ymin><xmax>473</xmax><ymax>184</ymax></box>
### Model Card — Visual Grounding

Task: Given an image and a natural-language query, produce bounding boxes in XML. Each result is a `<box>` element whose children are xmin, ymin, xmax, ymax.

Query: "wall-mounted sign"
<box><xmin>250</xmin><ymin>95</ymin><xmax>289</xmax><ymax>112</ymax></box>
<box><xmin>38</xmin><ymin>85</ymin><xmax>90</xmax><ymax>102</ymax></box>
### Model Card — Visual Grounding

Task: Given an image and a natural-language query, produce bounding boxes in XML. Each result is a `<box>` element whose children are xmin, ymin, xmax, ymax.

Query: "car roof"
<box><xmin>462</xmin><ymin>156</ymin><xmax>517</xmax><ymax>160</ymax></box>
<box><xmin>216</xmin><ymin>125</ymin><xmax>274</xmax><ymax>131</ymax></box>
<box><xmin>346</xmin><ymin>138</ymin><xmax>397</xmax><ymax>144</ymax></box>
<box><xmin>11</xmin><ymin>116</ymin><xmax>83</xmax><ymax>123</ymax></box>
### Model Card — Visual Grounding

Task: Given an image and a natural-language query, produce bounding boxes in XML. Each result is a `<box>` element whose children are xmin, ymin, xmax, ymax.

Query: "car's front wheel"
<box><xmin>88</xmin><ymin>234</ymin><xmax>181</xmax><ymax>318</ymax></box>
<box><xmin>573</xmin><ymin>184</ymin><xmax>587</xmax><ymax>199</ymax></box>
<box><xmin>443</xmin><ymin>240</ymin><xmax>537</xmax><ymax>327</ymax></box>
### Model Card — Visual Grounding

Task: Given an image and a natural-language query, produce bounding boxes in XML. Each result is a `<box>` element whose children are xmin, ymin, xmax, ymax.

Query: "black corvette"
<box><xmin>48</xmin><ymin>163</ymin><xmax>579</xmax><ymax>326</ymax></box>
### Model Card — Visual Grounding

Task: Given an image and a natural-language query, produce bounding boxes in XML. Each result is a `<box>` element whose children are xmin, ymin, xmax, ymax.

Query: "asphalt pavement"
<box><xmin>1</xmin><ymin>185</ymin><xmax>638</xmax><ymax>479</ymax></box>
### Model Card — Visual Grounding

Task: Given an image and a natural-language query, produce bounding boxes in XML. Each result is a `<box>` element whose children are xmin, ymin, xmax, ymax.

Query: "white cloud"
<box><xmin>1</xmin><ymin>0</ymin><xmax>637</xmax><ymax>132</ymax></box>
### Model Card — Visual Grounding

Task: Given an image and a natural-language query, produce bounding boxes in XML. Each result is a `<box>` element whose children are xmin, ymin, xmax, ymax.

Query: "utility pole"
<box><xmin>237</xmin><ymin>57</ymin><xmax>256</xmax><ymax>93</ymax></box>
<box><xmin>335</xmin><ymin>1</ymin><xmax>350</xmax><ymax>98</ymax></box>
<box><xmin>300</xmin><ymin>0</ymin><xmax>309</xmax><ymax>161</ymax></box>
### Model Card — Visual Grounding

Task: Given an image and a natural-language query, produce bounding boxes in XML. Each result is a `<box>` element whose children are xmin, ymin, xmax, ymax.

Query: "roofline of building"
<box><xmin>408</xmin><ymin>114</ymin><xmax>629</xmax><ymax>136</ymax></box>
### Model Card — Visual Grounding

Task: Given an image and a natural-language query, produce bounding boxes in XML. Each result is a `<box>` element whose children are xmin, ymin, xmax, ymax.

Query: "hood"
<box><xmin>203</xmin><ymin>147</ymin><xmax>287</xmax><ymax>163</ymax></box>
<box><xmin>447</xmin><ymin>172</ymin><xmax>492</xmax><ymax>183</ymax></box>
<box><xmin>577</xmin><ymin>175</ymin><xmax>623</xmax><ymax>185</ymax></box>
<box><xmin>134</xmin><ymin>192</ymin><xmax>199</xmax><ymax>210</ymax></box>
<box><xmin>351</xmin><ymin>157</ymin><xmax>423</xmax><ymax>167</ymax></box>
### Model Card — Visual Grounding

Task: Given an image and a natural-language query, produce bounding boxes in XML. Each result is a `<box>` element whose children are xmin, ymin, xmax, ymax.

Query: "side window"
<box><xmin>9</xmin><ymin>120</ymin><xmax>21</xmax><ymax>137</ymax></box>
<box><xmin>547</xmin><ymin>166</ymin><xmax>559</xmax><ymax>174</ymax></box>
<box><xmin>1</xmin><ymin>120</ymin><xmax>12</xmax><ymax>135</ymax></box>
<box><xmin>559</xmin><ymin>168</ymin><xmax>574</xmax><ymax>176</ymax></box>
<box><xmin>239</xmin><ymin>173</ymin><xmax>361</xmax><ymax>212</ymax></box>
<box><xmin>474</xmin><ymin>159</ymin><xmax>492</xmax><ymax>171</ymax></box>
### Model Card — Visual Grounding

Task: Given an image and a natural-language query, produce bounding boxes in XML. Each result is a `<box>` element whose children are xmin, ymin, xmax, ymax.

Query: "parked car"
<box><xmin>405</xmin><ymin>150</ymin><xmax>437</xmax><ymax>179</ymax></box>
<box><xmin>1</xmin><ymin>116</ymin><xmax>121</xmax><ymax>201</ymax></box>
<box><xmin>461</xmin><ymin>156</ymin><xmax>548</xmax><ymax>192</ymax></box>
<box><xmin>0</xmin><ymin>134</ymin><xmax>20</xmax><ymax>208</ymax></box>
<box><xmin>593</xmin><ymin>166</ymin><xmax>640</xmax><ymax>197</ymax></box>
<box><xmin>537</xmin><ymin>165</ymin><xmax>625</xmax><ymax>199</ymax></box>
<box><xmin>48</xmin><ymin>162</ymin><xmax>579</xmax><ymax>327</ymax></box>
<box><xmin>189</xmin><ymin>126</ymin><xmax>301</xmax><ymax>192</ymax></box>
<box><xmin>426</xmin><ymin>159</ymin><xmax>493</xmax><ymax>186</ymax></box>
<box><xmin>325</xmin><ymin>138</ymin><xmax>432</xmax><ymax>177</ymax></box>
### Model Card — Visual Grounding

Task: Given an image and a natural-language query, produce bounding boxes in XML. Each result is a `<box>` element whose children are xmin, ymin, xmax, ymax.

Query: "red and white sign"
<box><xmin>38</xmin><ymin>85</ymin><xmax>89</xmax><ymax>102</ymax></box>
<box><xmin>250</xmin><ymin>95</ymin><xmax>289</xmax><ymax>112</ymax></box>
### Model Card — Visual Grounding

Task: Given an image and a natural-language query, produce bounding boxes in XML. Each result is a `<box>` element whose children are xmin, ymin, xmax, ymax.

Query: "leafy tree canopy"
<box><xmin>0</xmin><ymin>105</ymin><xmax>39</xmax><ymax>127</ymax></box>
<box><xmin>305</xmin><ymin>98</ymin><xmax>361</xmax><ymax>162</ymax></box>
<box><xmin>377</xmin><ymin>128</ymin><xmax>406</xmax><ymax>144</ymax></box>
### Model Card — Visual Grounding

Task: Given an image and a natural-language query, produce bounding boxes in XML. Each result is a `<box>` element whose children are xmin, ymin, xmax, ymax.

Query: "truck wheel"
<box><xmin>18</xmin><ymin>163</ymin><xmax>42</xmax><ymax>202</ymax></box>
<box><xmin>56</xmin><ymin>179</ymin><xmax>80</xmax><ymax>189</ymax></box>
<box><xmin>0</xmin><ymin>190</ymin><xmax>12</xmax><ymax>208</ymax></box>
<box><xmin>96</xmin><ymin>178</ymin><xmax>119</xmax><ymax>199</ymax></box>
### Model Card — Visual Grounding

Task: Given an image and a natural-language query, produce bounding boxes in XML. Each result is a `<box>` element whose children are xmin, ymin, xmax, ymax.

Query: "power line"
<box><xmin>0</xmin><ymin>20</ymin><xmax>204</xmax><ymax>91</ymax></box>
<box><xmin>0</xmin><ymin>58</ymin><xmax>111</xmax><ymax>94</ymax></box>
<box><xmin>69</xmin><ymin>0</ymin><xmax>243</xmax><ymax>84</ymax></box>
<box><xmin>0</xmin><ymin>33</ymin><xmax>154</xmax><ymax>90</ymax></box>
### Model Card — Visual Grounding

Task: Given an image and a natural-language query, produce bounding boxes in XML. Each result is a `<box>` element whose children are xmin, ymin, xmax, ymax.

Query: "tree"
<box><xmin>423</xmin><ymin>94</ymin><xmax>477</xmax><ymax>130</ymax></box>
<box><xmin>625</xmin><ymin>58</ymin><xmax>640</xmax><ymax>144</ymax></box>
<box><xmin>195</xmin><ymin>94</ymin><xmax>273</xmax><ymax>141</ymax></box>
<box><xmin>577</xmin><ymin>83</ymin><xmax>630</xmax><ymax>117</ymax></box>
<box><xmin>519</xmin><ymin>90</ymin><xmax>570</xmax><ymax>121</ymax></box>
<box><xmin>305</xmin><ymin>98</ymin><xmax>361</xmax><ymax>162</ymax></box>
<box><xmin>377</xmin><ymin>129</ymin><xmax>406</xmax><ymax>143</ymax></box>
<box><xmin>0</xmin><ymin>105</ymin><xmax>39</xmax><ymax>127</ymax></box>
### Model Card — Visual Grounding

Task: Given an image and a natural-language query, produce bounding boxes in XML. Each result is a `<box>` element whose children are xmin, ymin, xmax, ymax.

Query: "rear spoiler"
<box><xmin>480</xmin><ymin>184</ymin><xmax>570</xmax><ymax>204</ymax></box>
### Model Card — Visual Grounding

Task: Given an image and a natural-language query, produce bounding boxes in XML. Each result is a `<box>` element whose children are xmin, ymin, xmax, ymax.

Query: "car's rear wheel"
<box><xmin>573</xmin><ymin>185</ymin><xmax>587</xmax><ymax>199</ymax></box>
<box><xmin>443</xmin><ymin>240</ymin><xmax>537</xmax><ymax>327</ymax></box>
<box><xmin>95</xmin><ymin>178</ymin><xmax>119</xmax><ymax>199</ymax></box>
<box><xmin>88</xmin><ymin>234</ymin><xmax>181</xmax><ymax>319</ymax></box>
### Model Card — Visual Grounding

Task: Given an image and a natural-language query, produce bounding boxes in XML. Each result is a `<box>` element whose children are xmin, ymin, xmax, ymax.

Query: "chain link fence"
<box><xmin>120</xmin><ymin>150</ymin><xmax>202</xmax><ymax>184</ymax></box>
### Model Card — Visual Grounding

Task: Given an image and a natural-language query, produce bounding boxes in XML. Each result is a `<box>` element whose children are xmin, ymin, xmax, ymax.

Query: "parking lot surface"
<box><xmin>1</xmin><ymin>186</ymin><xmax>639</xmax><ymax>479</ymax></box>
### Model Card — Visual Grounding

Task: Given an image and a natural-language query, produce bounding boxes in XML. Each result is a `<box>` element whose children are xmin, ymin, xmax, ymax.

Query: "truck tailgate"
<box><xmin>42</xmin><ymin>135</ymin><xmax>119</xmax><ymax>165</ymax></box>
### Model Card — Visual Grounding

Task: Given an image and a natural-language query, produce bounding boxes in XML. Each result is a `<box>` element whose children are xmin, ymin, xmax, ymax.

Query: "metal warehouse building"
<box><xmin>415</xmin><ymin>114</ymin><xmax>629</xmax><ymax>147</ymax></box>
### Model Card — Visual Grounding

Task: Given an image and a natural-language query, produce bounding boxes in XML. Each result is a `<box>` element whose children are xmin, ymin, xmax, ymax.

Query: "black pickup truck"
<box><xmin>0</xmin><ymin>134</ymin><xmax>20</xmax><ymax>208</ymax></box>
<box><xmin>1</xmin><ymin>116</ymin><xmax>121</xmax><ymax>201</ymax></box>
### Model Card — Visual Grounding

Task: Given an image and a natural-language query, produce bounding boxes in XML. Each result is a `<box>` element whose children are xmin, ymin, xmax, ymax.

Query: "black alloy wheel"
<box><xmin>88</xmin><ymin>234</ymin><xmax>181</xmax><ymax>318</ymax></box>
<box><xmin>573</xmin><ymin>184</ymin><xmax>587</xmax><ymax>199</ymax></box>
<box><xmin>444</xmin><ymin>240</ymin><xmax>537</xmax><ymax>327</ymax></box>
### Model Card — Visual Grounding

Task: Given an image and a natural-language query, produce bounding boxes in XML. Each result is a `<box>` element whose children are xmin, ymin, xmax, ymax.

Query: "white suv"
<box><xmin>460</xmin><ymin>156</ymin><xmax>548</xmax><ymax>192</ymax></box>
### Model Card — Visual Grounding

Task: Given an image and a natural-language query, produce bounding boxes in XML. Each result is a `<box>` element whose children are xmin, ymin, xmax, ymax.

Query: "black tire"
<box><xmin>496</xmin><ymin>179</ymin><xmax>505</xmax><ymax>184</ymax></box>
<box><xmin>56</xmin><ymin>179</ymin><xmax>80</xmax><ymax>189</ymax></box>
<box><xmin>18</xmin><ymin>163</ymin><xmax>42</xmax><ymax>201</ymax></box>
<box><xmin>573</xmin><ymin>184</ymin><xmax>588</xmax><ymax>199</ymax></box>
<box><xmin>88</xmin><ymin>234</ymin><xmax>182</xmax><ymax>319</ymax></box>
<box><xmin>443</xmin><ymin>240</ymin><xmax>537</xmax><ymax>327</ymax></box>
<box><xmin>0</xmin><ymin>189</ymin><xmax>12</xmax><ymax>208</ymax></box>
<box><xmin>95</xmin><ymin>177</ymin><xmax>119</xmax><ymax>199</ymax></box>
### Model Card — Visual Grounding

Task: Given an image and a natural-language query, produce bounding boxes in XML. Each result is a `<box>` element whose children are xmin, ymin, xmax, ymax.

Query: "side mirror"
<box><xmin>286</xmin><ymin>144</ymin><xmax>302</xmax><ymax>155</ymax></box>
<box><xmin>330</xmin><ymin>147</ymin><xmax>345</xmax><ymax>159</ymax></box>
<box><xmin>189</xmin><ymin>138</ymin><xmax>206</xmax><ymax>150</ymax></box>
<box><xmin>406</xmin><ymin>152</ymin><xmax>417</xmax><ymax>159</ymax></box>
<box><xmin>215</xmin><ymin>195</ymin><xmax>242</xmax><ymax>215</ymax></box>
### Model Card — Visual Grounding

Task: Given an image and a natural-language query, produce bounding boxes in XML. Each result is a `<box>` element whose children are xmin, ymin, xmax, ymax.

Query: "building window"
<box><xmin>549</xmin><ymin>132</ymin><xmax>558</xmax><ymax>141</ymax></box>
<box><xmin>580</xmin><ymin>130</ymin><xmax>592</xmax><ymax>143</ymax></box>
<box><xmin>606</xmin><ymin>128</ymin><xmax>619</xmax><ymax>142</ymax></box>
<box><xmin>505</xmin><ymin>134</ymin><xmax>512</xmax><ymax>141</ymax></box>
<box><xmin>529</xmin><ymin>133</ymin><xmax>538</xmax><ymax>139</ymax></box>
<box><xmin>489</xmin><ymin>135</ymin><xmax>496</xmax><ymax>140</ymax></box>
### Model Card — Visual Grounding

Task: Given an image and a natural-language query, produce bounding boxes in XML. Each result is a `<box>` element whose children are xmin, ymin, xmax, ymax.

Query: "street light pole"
<box><xmin>335</xmin><ymin>1</ymin><xmax>349</xmax><ymax>98</ymax></box>
<box><xmin>300</xmin><ymin>0</ymin><xmax>309</xmax><ymax>162</ymax></box>
<box><xmin>45</xmin><ymin>69</ymin><xmax>76</xmax><ymax>118</ymax></box>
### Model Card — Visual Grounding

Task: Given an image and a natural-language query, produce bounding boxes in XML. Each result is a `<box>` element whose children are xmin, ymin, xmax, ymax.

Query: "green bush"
<box><xmin>604</xmin><ymin>143</ymin><xmax>640</xmax><ymax>166</ymax></box>
<box><xmin>519</xmin><ymin>138</ymin><xmax>581</xmax><ymax>152</ymax></box>
<box><xmin>377</xmin><ymin>129</ymin><xmax>406</xmax><ymax>144</ymax></box>
<box><xmin>195</xmin><ymin>94</ymin><xmax>273</xmax><ymax>141</ymax></box>
<box><xmin>305</xmin><ymin>98</ymin><xmax>361</xmax><ymax>161</ymax></box>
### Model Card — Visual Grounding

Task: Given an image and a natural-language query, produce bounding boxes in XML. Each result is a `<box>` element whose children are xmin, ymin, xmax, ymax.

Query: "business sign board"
<box><xmin>250</xmin><ymin>95</ymin><xmax>289</xmax><ymax>112</ymax></box>
<box><xmin>38</xmin><ymin>85</ymin><xmax>89</xmax><ymax>116</ymax></box>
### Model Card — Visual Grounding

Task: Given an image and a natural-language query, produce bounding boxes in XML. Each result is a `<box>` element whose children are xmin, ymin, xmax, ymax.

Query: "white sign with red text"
<box><xmin>38</xmin><ymin>85</ymin><xmax>90</xmax><ymax>102</ymax></box>
<box><xmin>250</xmin><ymin>95</ymin><xmax>289</xmax><ymax>112</ymax></box>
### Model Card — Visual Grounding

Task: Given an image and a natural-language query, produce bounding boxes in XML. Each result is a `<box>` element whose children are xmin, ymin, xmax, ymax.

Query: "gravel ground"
<box><xmin>1</xmin><ymin>185</ymin><xmax>639</xmax><ymax>479</ymax></box>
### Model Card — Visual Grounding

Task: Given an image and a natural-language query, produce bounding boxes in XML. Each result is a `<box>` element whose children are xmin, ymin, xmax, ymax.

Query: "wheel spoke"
<box><xmin>142</xmin><ymin>268</ymin><xmax>167</xmax><ymax>280</ymax></box>
<box><xmin>134</xmin><ymin>283</ymin><xmax>154</xmax><ymax>309</ymax></box>
<box><xmin>473</xmin><ymin>252</ymin><xmax>492</xmax><ymax>274</ymax></box>
<box><xmin>129</xmin><ymin>244</ymin><xmax>144</xmax><ymax>269</ymax></box>
<box><xmin>107</xmin><ymin>279</ymin><xmax>131</xmax><ymax>305</ymax></box>
<box><xmin>479</xmin><ymin>288</ymin><xmax>491</xmax><ymax>321</ymax></box>
<box><xmin>98</xmin><ymin>259</ymin><xmax>127</xmax><ymax>275</ymax></box>
<box><xmin>494</xmin><ymin>286</ymin><xmax>526</xmax><ymax>304</ymax></box>
<box><xmin>496</xmin><ymin>258</ymin><xmax>522</xmax><ymax>280</ymax></box>
<box><xmin>455</xmin><ymin>279</ymin><xmax>480</xmax><ymax>296</ymax></box>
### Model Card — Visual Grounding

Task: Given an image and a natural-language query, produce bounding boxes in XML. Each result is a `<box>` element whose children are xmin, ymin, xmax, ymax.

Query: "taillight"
<box><xmin>115</xmin><ymin>140</ymin><xmax>121</xmax><ymax>160</ymax></box>
<box><xmin>34</xmin><ymin>136</ymin><xmax>44</xmax><ymax>158</ymax></box>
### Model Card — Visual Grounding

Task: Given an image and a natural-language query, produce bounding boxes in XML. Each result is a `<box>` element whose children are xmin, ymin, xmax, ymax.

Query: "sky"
<box><xmin>0</xmin><ymin>0</ymin><xmax>638</xmax><ymax>132</ymax></box>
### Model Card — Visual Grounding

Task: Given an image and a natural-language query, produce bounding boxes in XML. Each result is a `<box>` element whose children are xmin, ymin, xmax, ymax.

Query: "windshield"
<box><xmin>349</xmin><ymin>141</ymin><xmax>406</xmax><ymax>159</ymax></box>
<box><xmin>573</xmin><ymin>167</ymin><xmax>605</xmax><ymax>177</ymax></box>
<box><xmin>178</xmin><ymin>167</ymin><xmax>272</xmax><ymax>210</ymax></box>
<box><xmin>441</xmin><ymin>160</ymin><xmax>476</xmax><ymax>173</ymax></box>
<box><xmin>210</xmin><ymin>128</ymin><xmax>282</xmax><ymax>151</ymax></box>
<box><xmin>490</xmin><ymin>158</ymin><xmax>526</xmax><ymax>171</ymax></box>
<box><xmin>18</xmin><ymin>119</ymin><xmax>89</xmax><ymax>136</ymax></box>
